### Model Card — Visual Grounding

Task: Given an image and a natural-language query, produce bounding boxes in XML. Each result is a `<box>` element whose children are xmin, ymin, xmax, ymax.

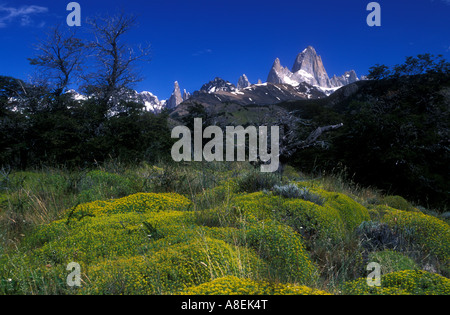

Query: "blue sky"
<box><xmin>0</xmin><ymin>0</ymin><xmax>449</xmax><ymax>99</ymax></box>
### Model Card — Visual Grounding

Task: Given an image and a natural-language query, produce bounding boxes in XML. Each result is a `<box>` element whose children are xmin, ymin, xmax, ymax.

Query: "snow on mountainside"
<box><xmin>200</xmin><ymin>77</ymin><xmax>237</xmax><ymax>93</ymax></box>
<box><xmin>267</xmin><ymin>46</ymin><xmax>362</xmax><ymax>94</ymax></box>
<box><xmin>65</xmin><ymin>89</ymin><xmax>165</xmax><ymax>113</ymax></box>
<box><xmin>65</xmin><ymin>46</ymin><xmax>362</xmax><ymax>111</ymax></box>
<box><xmin>138</xmin><ymin>91</ymin><xmax>166</xmax><ymax>112</ymax></box>
<box><xmin>176</xmin><ymin>81</ymin><xmax>327</xmax><ymax>111</ymax></box>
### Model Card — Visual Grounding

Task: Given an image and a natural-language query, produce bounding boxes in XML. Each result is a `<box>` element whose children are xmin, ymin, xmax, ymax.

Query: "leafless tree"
<box><xmin>85</xmin><ymin>13</ymin><xmax>151</xmax><ymax>111</ymax></box>
<box><xmin>28</xmin><ymin>25</ymin><xmax>85</xmax><ymax>96</ymax></box>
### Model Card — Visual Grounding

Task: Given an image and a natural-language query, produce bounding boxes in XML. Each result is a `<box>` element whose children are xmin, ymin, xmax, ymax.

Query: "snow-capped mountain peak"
<box><xmin>267</xmin><ymin>46</ymin><xmax>362</xmax><ymax>92</ymax></box>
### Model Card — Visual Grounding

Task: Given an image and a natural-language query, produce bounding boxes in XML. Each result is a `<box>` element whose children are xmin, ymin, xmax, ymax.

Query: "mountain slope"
<box><xmin>170</xmin><ymin>80</ymin><xmax>327</xmax><ymax>119</ymax></box>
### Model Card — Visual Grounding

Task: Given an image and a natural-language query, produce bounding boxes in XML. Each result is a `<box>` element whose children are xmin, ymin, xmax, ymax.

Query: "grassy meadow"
<box><xmin>0</xmin><ymin>161</ymin><xmax>448</xmax><ymax>295</ymax></box>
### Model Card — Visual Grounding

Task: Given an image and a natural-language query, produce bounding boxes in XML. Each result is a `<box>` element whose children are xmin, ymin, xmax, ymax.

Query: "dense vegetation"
<box><xmin>0</xmin><ymin>76</ymin><xmax>173</xmax><ymax>168</ymax></box>
<box><xmin>0</xmin><ymin>162</ymin><xmax>448</xmax><ymax>295</ymax></box>
<box><xmin>279</xmin><ymin>70</ymin><xmax>449</xmax><ymax>210</ymax></box>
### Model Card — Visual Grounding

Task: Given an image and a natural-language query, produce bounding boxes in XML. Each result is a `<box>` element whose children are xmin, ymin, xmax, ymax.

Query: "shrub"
<box><xmin>343</xmin><ymin>270</ymin><xmax>450</xmax><ymax>295</ymax></box>
<box><xmin>382</xmin><ymin>195</ymin><xmax>415</xmax><ymax>212</ymax></box>
<box><xmin>311</xmin><ymin>188</ymin><xmax>371</xmax><ymax>232</ymax></box>
<box><xmin>83</xmin><ymin>237</ymin><xmax>264</xmax><ymax>295</ymax></box>
<box><xmin>272</xmin><ymin>184</ymin><xmax>324</xmax><ymax>205</ymax></box>
<box><xmin>382</xmin><ymin>210</ymin><xmax>450</xmax><ymax>266</ymax></box>
<box><xmin>66</xmin><ymin>192</ymin><xmax>192</xmax><ymax>221</ymax></box>
<box><xmin>356</xmin><ymin>221</ymin><xmax>407</xmax><ymax>252</ymax></box>
<box><xmin>182</xmin><ymin>276</ymin><xmax>331</xmax><ymax>295</ymax></box>
<box><xmin>242</xmin><ymin>218</ymin><xmax>318</xmax><ymax>284</ymax></box>
<box><xmin>26</xmin><ymin>193</ymin><xmax>193</xmax><ymax>266</ymax></box>
<box><xmin>31</xmin><ymin>211</ymin><xmax>190</xmax><ymax>265</ymax></box>
<box><xmin>234</xmin><ymin>192</ymin><xmax>346</xmax><ymax>242</ymax></box>
<box><xmin>7</xmin><ymin>189</ymin><xmax>268</xmax><ymax>294</ymax></box>
<box><xmin>236</xmin><ymin>169</ymin><xmax>282</xmax><ymax>193</ymax></box>
<box><xmin>235</xmin><ymin>188</ymin><xmax>370</xmax><ymax>242</ymax></box>
<box><xmin>281</xmin><ymin>165</ymin><xmax>303</xmax><ymax>181</ymax></box>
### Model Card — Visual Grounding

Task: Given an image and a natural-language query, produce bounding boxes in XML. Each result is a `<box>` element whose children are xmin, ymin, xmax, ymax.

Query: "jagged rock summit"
<box><xmin>291</xmin><ymin>46</ymin><xmax>332</xmax><ymax>88</ymax></box>
<box><xmin>200</xmin><ymin>77</ymin><xmax>237</xmax><ymax>94</ymax></box>
<box><xmin>166</xmin><ymin>81</ymin><xmax>183</xmax><ymax>110</ymax></box>
<box><xmin>267</xmin><ymin>46</ymin><xmax>361</xmax><ymax>91</ymax></box>
<box><xmin>237</xmin><ymin>74</ymin><xmax>251</xmax><ymax>90</ymax></box>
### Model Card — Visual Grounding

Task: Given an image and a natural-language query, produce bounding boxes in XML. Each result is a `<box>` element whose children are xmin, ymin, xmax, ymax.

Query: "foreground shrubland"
<box><xmin>0</xmin><ymin>162</ymin><xmax>448</xmax><ymax>295</ymax></box>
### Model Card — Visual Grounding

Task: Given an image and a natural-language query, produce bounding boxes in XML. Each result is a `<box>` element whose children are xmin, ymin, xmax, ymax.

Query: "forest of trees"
<box><xmin>0</xmin><ymin>13</ymin><xmax>173</xmax><ymax>168</ymax></box>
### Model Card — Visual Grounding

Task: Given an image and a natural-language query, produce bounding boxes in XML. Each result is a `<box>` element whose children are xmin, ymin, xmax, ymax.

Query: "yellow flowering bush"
<box><xmin>83</xmin><ymin>237</ymin><xmax>265</xmax><ymax>295</ymax></box>
<box><xmin>19</xmin><ymin>190</ymin><xmax>270</xmax><ymax>295</ymax></box>
<box><xmin>31</xmin><ymin>210</ymin><xmax>194</xmax><ymax>265</ymax></box>
<box><xmin>234</xmin><ymin>192</ymin><xmax>345</xmax><ymax>241</ymax></box>
<box><xmin>27</xmin><ymin>192</ymin><xmax>194</xmax><ymax>267</ymax></box>
<box><xmin>309</xmin><ymin>188</ymin><xmax>371</xmax><ymax>232</ymax></box>
<box><xmin>5</xmin><ymin>167</ymin><xmax>448</xmax><ymax>295</ymax></box>
<box><xmin>242</xmin><ymin>218</ymin><xmax>318</xmax><ymax>285</ymax></box>
<box><xmin>343</xmin><ymin>270</ymin><xmax>450</xmax><ymax>295</ymax></box>
<box><xmin>182</xmin><ymin>276</ymin><xmax>331</xmax><ymax>295</ymax></box>
<box><xmin>234</xmin><ymin>189</ymin><xmax>370</xmax><ymax>242</ymax></box>
<box><xmin>382</xmin><ymin>209</ymin><xmax>450</xmax><ymax>265</ymax></box>
<box><xmin>65</xmin><ymin>192</ymin><xmax>192</xmax><ymax>220</ymax></box>
<box><xmin>382</xmin><ymin>195</ymin><xmax>416</xmax><ymax>212</ymax></box>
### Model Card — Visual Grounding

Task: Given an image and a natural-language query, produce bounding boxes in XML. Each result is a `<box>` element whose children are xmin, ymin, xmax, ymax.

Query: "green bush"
<box><xmin>236</xmin><ymin>169</ymin><xmax>282</xmax><ymax>193</ymax></box>
<box><xmin>382</xmin><ymin>195</ymin><xmax>415</xmax><ymax>212</ymax></box>
<box><xmin>343</xmin><ymin>270</ymin><xmax>450</xmax><ymax>295</ymax></box>
<box><xmin>235</xmin><ymin>192</ymin><xmax>344</xmax><ymax>241</ymax></box>
<box><xmin>82</xmin><ymin>237</ymin><xmax>264</xmax><ymax>295</ymax></box>
<box><xmin>382</xmin><ymin>209</ymin><xmax>450</xmax><ymax>266</ymax></box>
<box><xmin>311</xmin><ymin>188</ymin><xmax>371</xmax><ymax>232</ymax></box>
<box><xmin>234</xmin><ymin>189</ymin><xmax>369</xmax><ymax>242</ymax></box>
<box><xmin>272</xmin><ymin>184</ymin><xmax>324</xmax><ymax>205</ymax></box>
<box><xmin>242</xmin><ymin>218</ymin><xmax>318</xmax><ymax>284</ymax></box>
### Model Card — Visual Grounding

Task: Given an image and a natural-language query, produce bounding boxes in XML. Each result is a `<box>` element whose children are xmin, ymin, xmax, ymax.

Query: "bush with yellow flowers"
<box><xmin>30</xmin><ymin>210</ymin><xmax>195</xmax><ymax>265</ymax></box>
<box><xmin>233</xmin><ymin>188</ymin><xmax>370</xmax><ymax>242</ymax></box>
<box><xmin>11</xmin><ymin>191</ymin><xmax>271</xmax><ymax>295</ymax></box>
<box><xmin>309</xmin><ymin>188</ymin><xmax>371</xmax><ymax>232</ymax></box>
<box><xmin>82</xmin><ymin>237</ymin><xmax>265</xmax><ymax>295</ymax></box>
<box><xmin>241</xmin><ymin>217</ymin><xmax>318</xmax><ymax>285</ymax></box>
<box><xmin>182</xmin><ymin>276</ymin><xmax>330</xmax><ymax>295</ymax></box>
<box><xmin>343</xmin><ymin>270</ymin><xmax>450</xmax><ymax>295</ymax></box>
<box><xmin>382</xmin><ymin>195</ymin><xmax>416</xmax><ymax>212</ymax></box>
<box><xmin>65</xmin><ymin>192</ymin><xmax>192</xmax><ymax>219</ymax></box>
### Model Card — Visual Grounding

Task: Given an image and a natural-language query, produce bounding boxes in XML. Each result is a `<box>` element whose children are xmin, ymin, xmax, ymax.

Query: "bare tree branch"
<box><xmin>84</xmin><ymin>12</ymin><xmax>151</xmax><ymax>111</ymax></box>
<box><xmin>28</xmin><ymin>25</ymin><xmax>85</xmax><ymax>96</ymax></box>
